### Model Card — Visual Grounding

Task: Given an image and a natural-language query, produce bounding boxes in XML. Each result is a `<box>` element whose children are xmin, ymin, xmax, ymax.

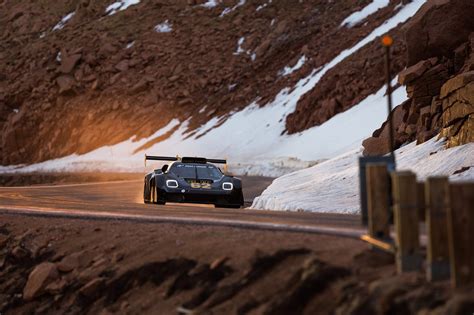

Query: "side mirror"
<box><xmin>161</xmin><ymin>164</ymin><xmax>169</xmax><ymax>173</ymax></box>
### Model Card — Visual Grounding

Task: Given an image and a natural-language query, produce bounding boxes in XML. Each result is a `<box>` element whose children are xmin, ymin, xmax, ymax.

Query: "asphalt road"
<box><xmin>0</xmin><ymin>176</ymin><xmax>363</xmax><ymax>237</ymax></box>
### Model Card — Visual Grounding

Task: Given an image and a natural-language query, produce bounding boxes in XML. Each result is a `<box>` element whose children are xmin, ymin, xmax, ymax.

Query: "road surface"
<box><xmin>0</xmin><ymin>176</ymin><xmax>363</xmax><ymax>237</ymax></box>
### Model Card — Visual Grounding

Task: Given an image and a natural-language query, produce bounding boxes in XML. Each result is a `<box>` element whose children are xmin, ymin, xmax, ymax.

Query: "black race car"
<box><xmin>143</xmin><ymin>155</ymin><xmax>244</xmax><ymax>208</ymax></box>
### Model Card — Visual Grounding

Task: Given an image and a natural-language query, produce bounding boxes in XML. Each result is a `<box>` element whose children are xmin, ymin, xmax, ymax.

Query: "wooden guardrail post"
<box><xmin>425</xmin><ymin>177</ymin><xmax>450</xmax><ymax>282</ymax></box>
<box><xmin>392</xmin><ymin>171</ymin><xmax>421</xmax><ymax>273</ymax></box>
<box><xmin>447</xmin><ymin>182</ymin><xmax>474</xmax><ymax>288</ymax></box>
<box><xmin>366</xmin><ymin>164</ymin><xmax>390</xmax><ymax>240</ymax></box>
<box><xmin>417</xmin><ymin>182</ymin><xmax>425</xmax><ymax>222</ymax></box>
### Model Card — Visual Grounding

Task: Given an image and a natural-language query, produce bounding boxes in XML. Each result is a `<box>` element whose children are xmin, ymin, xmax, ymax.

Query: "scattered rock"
<box><xmin>56</xmin><ymin>75</ymin><xmax>76</xmax><ymax>94</ymax></box>
<box><xmin>79</xmin><ymin>277</ymin><xmax>106</xmax><ymax>299</ymax></box>
<box><xmin>398</xmin><ymin>59</ymin><xmax>433</xmax><ymax>85</ymax></box>
<box><xmin>57</xmin><ymin>251</ymin><xmax>88</xmax><ymax>272</ymax></box>
<box><xmin>59</xmin><ymin>54</ymin><xmax>82</xmax><ymax>74</ymax></box>
<box><xmin>23</xmin><ymin>262</ymin><xmax>59</xmax><ymax>300</ymax></box>
<box><xmin>11</xmin><ymin>246</ymin><xmax>30</xmax><ymax>260</ymax></box>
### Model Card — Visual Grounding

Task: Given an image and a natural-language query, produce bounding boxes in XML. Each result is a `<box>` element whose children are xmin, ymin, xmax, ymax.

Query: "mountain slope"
<box><xmin>1</xmin><ymin>0</ymin><xmax>417</xmax><ymax>166</ymax></box>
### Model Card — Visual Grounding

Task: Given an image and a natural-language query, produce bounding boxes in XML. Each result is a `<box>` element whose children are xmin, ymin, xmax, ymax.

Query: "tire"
<box><xmin>144</xmin><ymin>182</ymin><xmax>151</xmax><ymax>204</ymax></box>
<box><xmin>151</xmin><ymin>182</ymin><xmax>165</xmax><ymax>205</ymax></box>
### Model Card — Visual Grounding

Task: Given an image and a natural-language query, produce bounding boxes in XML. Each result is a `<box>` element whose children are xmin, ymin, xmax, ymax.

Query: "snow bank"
<box><xmin>341</xmin><ymin>0</ymin><xmax>390</xmax><ymax>28</ymax></box>
<box><xmin>251</xmin><ymin>138</ymin><xmax>474</xmax><ymax>213</ymax></box>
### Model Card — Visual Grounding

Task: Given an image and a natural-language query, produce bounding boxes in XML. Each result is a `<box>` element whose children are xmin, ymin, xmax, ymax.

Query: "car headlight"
<box><xmin>222</xmin><ymin>182</ymin><xmax>233</xmax><ymax>191</ymax></box>
<box><xmin>166</xmin><ymin>179</ymin><xmax>179</xmax><ymax>188</ymax></box>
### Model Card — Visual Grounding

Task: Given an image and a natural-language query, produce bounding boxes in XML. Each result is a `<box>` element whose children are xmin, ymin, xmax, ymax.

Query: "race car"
<box><xmin>143</xmin><ymin>155</ymin><xmax>244</xmax><ymax>208</ymax></box>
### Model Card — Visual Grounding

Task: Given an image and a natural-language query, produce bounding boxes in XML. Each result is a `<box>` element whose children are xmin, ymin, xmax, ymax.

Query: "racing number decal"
<box><xmin>201</xmin><ymin>182</ymin><xmax>211</xmax><ymax>189</ymax></box>
<box><xmin>190</xmin><ymin>181</ymin><xmax>212</xmax><ymax>189</ymax></box>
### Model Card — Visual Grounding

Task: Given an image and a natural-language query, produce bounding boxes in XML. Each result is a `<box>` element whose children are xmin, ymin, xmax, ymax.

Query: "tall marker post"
<box><xmin>382</xmin><ymin>35</ymin><xmax>396</xmax><ymax>168</ymax></box>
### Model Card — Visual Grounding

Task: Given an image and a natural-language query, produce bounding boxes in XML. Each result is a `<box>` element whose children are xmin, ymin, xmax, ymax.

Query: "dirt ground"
<box><xmin>1</xmin><ymin>214</ymin><xmax>473</xmax><ymax>315</ymax></box>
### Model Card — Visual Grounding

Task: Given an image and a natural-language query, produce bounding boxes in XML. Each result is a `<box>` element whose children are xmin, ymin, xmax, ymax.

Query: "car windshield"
<box><xmin>196</xmin><ymin>165</ymin><xmax>223</xmax><ymax>180</ymax></box>
<box><xmin>170</xmin><ymin>163</ymin><xmax>223</xmax><ymax>180</ymax></box>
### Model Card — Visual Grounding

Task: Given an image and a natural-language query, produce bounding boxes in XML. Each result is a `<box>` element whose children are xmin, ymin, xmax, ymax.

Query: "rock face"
<box><xmin>404</xmin><ymin>0</ymin><xmax>474</xmax><ymax>66</ymax></box>
<box><xmin>439</xmin><ymin>72</ymin><xmax>474</xmax><ymax>146</ymax></box>
<box><xmin>363</xmin><ymin>1</ymin><xmax>474</xmax><ymax>156</ymax></box>
<box><xmin>0</xmin><ymin>0</ymin><xmax>410</xmax><ymax>165</ymax></box>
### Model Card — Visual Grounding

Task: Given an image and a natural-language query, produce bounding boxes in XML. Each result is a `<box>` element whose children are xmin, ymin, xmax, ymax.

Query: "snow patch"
<box><xmin>251</xmin><ymin>138</ymin><xmax>474</xmax><ymax>213</ymax></box>
<box><xmin>220</xmin><ymin>0</ymin><xmax>246</xmax><ymax>17</ymax></box>
<box><xmin>234</xmin><ymin>37</ymin><xmax>246</xmax><ymax>54</ymax></box>
<box><xmin>234</xmin><ymin>37</ymin><xmax>255</xmax><ymax>60</ymax></box>
<box><xmin>200</xmin><ymin>0</ymin><xmax>219</xmax><ymax>8</ymax></box>
<box><xmin>341</xmin><ymin>0</ymin><xmax>390</xmax><ymax>28</ymax></box>
<box><xmin>126</xmin><ymin>41</ymin><xmax>135</xmax><ymax>49</ymax></box>
<box><xmin>199</xmin><ymin>106</ymin><xmax>207</xmax><ymax>114</ymax></box>
<box><xmin>256</xmin><ymin>0</ymin><xmax>272</xmax><ymax>12</ymax></box>
<box><xmin>230</xmin><ymin>157</ymin><xmax>320</xmax><ymax>178</ymax></box>
<box><xmin>52</xmin><ymin>12</ymin><xmax>75</xmax><ymax>31</ymax></box>
<box><xmin>106</xmin><ymin>0</ymin><xmax>140</xmax><ymax>15</ymax></box>
<box><xmin>280</xmin><ymin>55</ymin><xmax>307</xmax><ymax>76</ymax></box>
<box><xmin>154</xmin><ymin>20</ymin><xmax>173</xmax><ymax>33</ymax></box>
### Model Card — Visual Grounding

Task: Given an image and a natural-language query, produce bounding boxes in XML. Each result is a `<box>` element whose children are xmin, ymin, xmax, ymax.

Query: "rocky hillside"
<box><xmin>0</xmin><ymin>0</ymin><xmax>411</xmax><ymax>166</ymax></box>
<box><xmin>363</xmin><ymin>0</ymin><xmax>474</xmax><ymax>155</ymax></box>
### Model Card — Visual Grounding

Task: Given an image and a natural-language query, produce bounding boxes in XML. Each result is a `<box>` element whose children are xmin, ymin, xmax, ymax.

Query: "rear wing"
<box><xmin>144</xmin><ymin>155</ymin><xmax>178</xmax><ymax>167</ymax></box>
<box><xmin>145</xmin><ymin>154</ymin><xmax>227</xmax><ymax>167</ymax></box>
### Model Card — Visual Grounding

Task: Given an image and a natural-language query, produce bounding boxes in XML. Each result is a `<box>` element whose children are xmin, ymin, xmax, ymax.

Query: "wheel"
<box><xmin>144</xmin><ymin>182</ymin><xmax>151</xmax><ymax>204</ymax></box>
<box><xmin>151</xmin><ymin>182</ymin><xmax>165</xmax><ymax>205</ymax></box>
<box><xmin>151</xmin><ymin>183</ymin><xmax>157</xmax><ymax>203</ymax></box>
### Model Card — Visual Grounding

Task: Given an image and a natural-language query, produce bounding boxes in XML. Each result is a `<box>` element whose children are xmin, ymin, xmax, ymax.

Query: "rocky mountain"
<box><xmin>1</xmin><ymin>0</ymin><xmax>412</xmax><ymax>166</ymax></box>
<box><xmin>363</xmin><ymin>0</ymin><xmax>474</xmax><ymax>155</ymax></box>
<box><xmin>1</xmin><ymin>0</ymin><xmax>472</xmax><ymax>168</ymax></box>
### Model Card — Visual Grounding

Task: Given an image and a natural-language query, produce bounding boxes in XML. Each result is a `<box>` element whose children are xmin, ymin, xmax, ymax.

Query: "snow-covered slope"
<box><xmin>251</xmin><ymin>138</ymin><xmax>474</xmax><ymax>213</ymax></box>
<box><xmin>0</xmin><ymin>81</ymin><xmax>406</xmax><ymax>176</ymax></box>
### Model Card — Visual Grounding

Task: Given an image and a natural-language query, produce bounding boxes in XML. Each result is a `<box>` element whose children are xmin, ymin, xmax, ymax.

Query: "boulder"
<box><xmin>446</xmin><ymin>115</ymin><xmax>474</xmax><ymax>147</ymax></box>
<box><xmin>404</xmin><ymin>0</ymin><xmax>474</xmax><ymax>66</ymax></box>
<box><xmin>115</xmin><ymin>60</ymin><xmax>129</xmax><ymax>72</ymax></box>
<box><xmin>56</xmin><ymin>75</ymin><xmax>75</xmax><ymax>94</ymax></box>
<box><xmin>57</xmin><ymin>251</ymin><xmax>89</xmax><ymax>272</ymax></box>
<box><xmin>362</xmin><ymin>137</ymin><xmax>391</xmax><ymax>156</ymax></box>
<box><xmin>23</xmin><ymin>262</ymin><xmax>59</xmax><ymax>300</ymax></box>
<box><xmin>79</xmin><ymin>277</ymin><xmax>106</xmax><ymax>298</ymax></box>
<box><xmin>398</xmin><ymin>59</ymin><xmax>432</xmax><ymax>85</ymax></box>
<box><xmin>59</xmin><ymin>54</ymin><xmax>82</xmax><ymax>74</ymax></box>
<box><xmin>442</xmin><ymin>101</ymin><xmax>474</xmax><ymax>126</ymax></box>
<box><xmin>440</xmin><ymin>294</ymin><xmax>474</xmax><ymax>315</ymax></box>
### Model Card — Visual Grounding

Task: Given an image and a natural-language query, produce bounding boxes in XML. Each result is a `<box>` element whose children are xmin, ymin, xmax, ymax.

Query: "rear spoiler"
<box><xmin>145</xmin><ymin>154</ymin><xmax>227</xmax><ymax>167</ymax></box>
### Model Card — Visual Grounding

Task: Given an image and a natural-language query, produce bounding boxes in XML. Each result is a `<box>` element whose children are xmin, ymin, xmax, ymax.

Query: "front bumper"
<box><xmin>158</xmin><ymin>187</ymin><xmax>243</xmax><ymax>206</ymax></box>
